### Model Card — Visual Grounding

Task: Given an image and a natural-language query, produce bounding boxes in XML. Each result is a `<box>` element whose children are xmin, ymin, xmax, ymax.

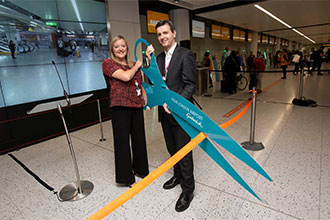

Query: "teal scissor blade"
<box><xmin>172</xmin><ymin>112</ymin><xmax>267</xmax><ymax>203</ymax></box>
<box><xmin>143</xmin><ymin>85</ymin><xmax>272</xmax><ymax>182</ymax></box>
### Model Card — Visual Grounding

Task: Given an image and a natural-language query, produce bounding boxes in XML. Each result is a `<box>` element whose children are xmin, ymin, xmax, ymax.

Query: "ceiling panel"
<box><xmin>196</xmin><ymin>0</ymin><xmax>330</xmax><ymax>44</ymax></box>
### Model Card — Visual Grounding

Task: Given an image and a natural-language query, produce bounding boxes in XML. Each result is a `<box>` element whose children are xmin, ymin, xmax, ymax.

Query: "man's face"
<box><xmin>156</xmin><ymin>23</ymin><xmax>176</xmax><ymax>51</ymax></box>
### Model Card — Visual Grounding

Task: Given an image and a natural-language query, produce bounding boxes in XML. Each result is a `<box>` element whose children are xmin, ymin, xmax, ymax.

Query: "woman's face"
<box><xmin>112</xmin><ymin>39</ymin><xmax>127</xmax><ymax>60</ymax></box>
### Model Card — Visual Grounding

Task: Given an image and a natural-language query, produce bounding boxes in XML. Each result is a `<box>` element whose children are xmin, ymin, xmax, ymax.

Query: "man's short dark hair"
<box><xmin>155</xmin><ymin>20</ymin><xmax>175</xmax><ymax>33</ymax></box>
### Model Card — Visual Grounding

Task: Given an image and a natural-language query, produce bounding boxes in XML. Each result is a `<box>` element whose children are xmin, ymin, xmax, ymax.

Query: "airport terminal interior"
<box><xmin>1</xmin><ymin>0</ymin><xmax>330</xmax><ymax>219</ymax></box>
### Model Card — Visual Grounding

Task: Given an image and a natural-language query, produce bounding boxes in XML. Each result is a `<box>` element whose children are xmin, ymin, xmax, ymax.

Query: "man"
<box><xmin>9</xmin><ymin>40</ymin><xmax>16</xmax><ymax>59</ymax></box>
<box><xmin>57</xmin><ymin>37</ymin><xmax>64</xmax><ymax>57</ymax></box>
<box><xmin>146</xmin><ymin>20</ymin><xmax>196</xmax><ymax>212</ymax></box>
<box><xmin>309</xmin><ymin>46</ymin><xmax>324</xmax><ymax>75</ymax></box>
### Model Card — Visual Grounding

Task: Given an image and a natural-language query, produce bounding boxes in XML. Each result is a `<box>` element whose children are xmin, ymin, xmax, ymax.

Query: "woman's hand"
<box><xmin>142</xmin><ymin>87</ymin><xmax>150</xmax><ymax>111</ymax></box>
<box><xmin>135</xmin><ymin>60</ymin><xmax>142</xmax><ymax>70</ymax></box>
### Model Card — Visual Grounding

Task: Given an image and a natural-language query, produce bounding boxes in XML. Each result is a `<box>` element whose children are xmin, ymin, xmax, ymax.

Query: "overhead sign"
<box><xmin>233</xmin><ymin>29</ymin><xmax>240</xmax><ymax>41</ymax></box>
<box><xmin>221</xmin><ymin>26</ymin><xmax>230</xmax><ymax>40</ymax></box>
<box><xmin>45</xmin><ymin>21</ymin><xmax>57</xmax><ymax>26</ymax></box>
<box><xmin>147</xmin><ymin>10</ymin><xmax>169</xmax><ymax>33</ymax></box>
<box><xmin>211</xmin><ymin>24</ymin><xmax>221</xmax><ymax>39</ymax></box>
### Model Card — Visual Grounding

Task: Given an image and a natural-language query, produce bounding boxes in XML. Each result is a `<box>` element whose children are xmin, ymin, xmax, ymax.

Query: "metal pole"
<box><xmin>241</xmin><ymin>88</ymin><xmax>264</xmax><ymax>151</ymax></box>
<box><xmin>298</xmin><ymin>67</ymin><xmax>304</xmax><ymax>99</ymax></box>
<box><xmin>97</xmin><ymin>99</ymin><xmax>106</xmax><ymax>141</ymax></box>
<box><xmin>57</xmin><ymin>104</ymin><xmax>82</xmax><ymax>192</ymax></box>
<box><xmin>57</xmin><ymin>104</ymin><xmax>93</xmax><ymax>201</ymax></box>
<box><xmin>249</xmin><ymin>88</ymin><xmax>256</xmax><ymax>144</ymax></box>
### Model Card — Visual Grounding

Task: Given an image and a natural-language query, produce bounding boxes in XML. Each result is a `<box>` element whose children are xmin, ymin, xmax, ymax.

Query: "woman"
<box><xmin>102</xmin><ymin>35</ymin><xmax>149</xmax><ymax>187</ymax></box>
<box><xmin>203</xmin><ymin>51</ymin><xmax>213</xmax><ymax>88</ymax></box>
<box><xmin>280</xmin><ymin>49</ymin><xmax>289</xmax><ymax>79</ymax></box>
<box><xmin>224</xmin><ymin>51</ymin><xmax>240</xmax><ymax>94</ymax></box>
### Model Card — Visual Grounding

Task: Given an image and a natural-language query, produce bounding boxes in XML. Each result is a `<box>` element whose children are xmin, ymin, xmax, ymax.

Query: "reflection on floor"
<box><xmin>1</xmin><ymin>71</ymin><xmax>330</xmax><ymax>219</ymax></box>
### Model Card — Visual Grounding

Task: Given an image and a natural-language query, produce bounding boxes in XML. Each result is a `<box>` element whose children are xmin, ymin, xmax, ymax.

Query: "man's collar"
<box><xmin>165</xmin><ymin>42</ymin><xmax>177</xmax><ymax>56</ymax></box>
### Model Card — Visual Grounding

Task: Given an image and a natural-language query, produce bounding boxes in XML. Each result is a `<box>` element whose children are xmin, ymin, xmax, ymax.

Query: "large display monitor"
<box><xmin>192</xmin><ymin>20</ymin><xmax>205</xmax><ymax>38</ymax></box>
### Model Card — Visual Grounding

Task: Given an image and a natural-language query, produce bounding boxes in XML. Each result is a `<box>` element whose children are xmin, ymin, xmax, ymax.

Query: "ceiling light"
<box><xmin>71</xmin><ymin>0</ymin><xmax>84</xmax><ymax>32</ymax></box>
<box><xmin>254</xmin><ymin>4</ymin><xmax>291</xmax><ymax>29</ymax></box>
<box><xmin>254</xmin><ymin>4</ymin><xmax>315</xmax><ymax>44</ymax></box>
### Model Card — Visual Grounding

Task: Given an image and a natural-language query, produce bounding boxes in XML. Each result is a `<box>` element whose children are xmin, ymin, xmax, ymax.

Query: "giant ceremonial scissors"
<box><xmin>134</xmin><ymin>38</ymin><xmax>272</xmax><ymax>202</ymax></box>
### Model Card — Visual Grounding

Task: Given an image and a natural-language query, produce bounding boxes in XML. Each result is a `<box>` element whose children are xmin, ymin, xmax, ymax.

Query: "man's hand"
<box><xmin>163</xmin><ymin>103</ymin><xmax>171</xmax><ymax>114</ymax></box>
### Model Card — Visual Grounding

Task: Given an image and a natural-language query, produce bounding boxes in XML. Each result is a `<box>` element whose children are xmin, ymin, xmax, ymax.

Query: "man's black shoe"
<box><xmin>163</xmin><ymin>176</ymin><xmax>180</xmax><ymax>190</ymax></box>
<box><xmin>175</xmin><ymin>192</ymin><xmax>194</xmax><ymax>212</ymax></box>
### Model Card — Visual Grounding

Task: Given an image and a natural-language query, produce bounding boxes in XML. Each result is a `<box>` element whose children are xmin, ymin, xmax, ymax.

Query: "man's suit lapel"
<box><xmin>158</xmin><ymin>52</ymin><xmax>165</xmax><ymax>76</ymax></box>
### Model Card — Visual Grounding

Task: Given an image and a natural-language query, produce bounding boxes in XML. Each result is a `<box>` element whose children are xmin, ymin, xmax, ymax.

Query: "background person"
<box><xmin>254</xmin><ymin>56</ymin><xmax>265</xmax><ymax>93</ymax></box>
<box><xmin>9</xmin><ymin>40</ymin><xmax>16</xmax><ymax>59</ymax></box>
<box><xmin>146</xmin><ymin>20</ymin><xmax>196</xmax><ymax>212</ymax></box>
<box><xmin>309</xmin><ymin>46</ymin><xmax>325</xmax><ymax>76</ymax></box>
<box><xmin>203</xmin><ymin>51</ymin><xmax>213</xmax><ymax>88</ymax></box>
<box><xmin>223</xmin><ymin>51</ymin><xmax>240</xmax><ymax>94</ymax></box>
<box><xmin>102</xmin><ymin>35</ymin><xmax>149</xmax><ymax>188</ymax></box>
<box><xmin>280</xmin><ymin>49</ymin><xmax>289</xmax><ymax>79</ymax></box>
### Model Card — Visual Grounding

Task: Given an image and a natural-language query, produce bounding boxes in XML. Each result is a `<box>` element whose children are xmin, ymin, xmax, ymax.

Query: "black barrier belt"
<box><xmin>8</xmin><ymin>153</ymin><xmax>62</xmax><ymax>200</ymax></box>
<box><xmin>8</xmin><ymin>153</ymin><xmax>55</xmax><ymax>191</ymax></box>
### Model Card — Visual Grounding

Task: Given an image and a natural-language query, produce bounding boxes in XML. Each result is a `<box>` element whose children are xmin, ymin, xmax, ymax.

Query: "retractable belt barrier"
<box><xmin>87</xmin><ymin>38</ymin><xmax>272</xmax><ymax>220</ymax></box>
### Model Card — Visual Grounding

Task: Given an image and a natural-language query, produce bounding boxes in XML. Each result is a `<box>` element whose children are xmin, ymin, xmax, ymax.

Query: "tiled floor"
<box><xmin>1</xmin><ymin>68</ymin><xmax>330</xmax><ymax>219</ymax></box>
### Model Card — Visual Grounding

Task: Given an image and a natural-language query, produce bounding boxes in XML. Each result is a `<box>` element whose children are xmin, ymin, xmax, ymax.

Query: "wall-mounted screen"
<box><xmin>233</xmin><ymin>29</ymin><xmax>240</xmax><ymax>41</ymax></box>
<box><xmin>192</xmin><ymin>20</ymin><xmax>205</xmax><ymax>38</ymax></box>
<box><xmin>211</xmin><ymin>24</ymin><xmax>221</xmax><ymax>39</ymax></box>
<box><xmin>147</xmin><ymin>10</ymin><xmax>169</xmax><ymax>33</ymax></box>
<box><xmin>239</xmin><ymin>31</ymin><xmax>245</xmax><ymax>41</ymax></box>
<box><xmin>262</xmin><ymin>35</ymin><xmax>269</xmax><ymax>44</ymax></box>
<box><xmin>221</xmin><ymin>26</ymin><xmax>230</xmax><ymax>40</ymax></box>
<box><xmin>248</xmin><ymin>32</ymin><xmax>252</xmax><ymax>42</ymax></box>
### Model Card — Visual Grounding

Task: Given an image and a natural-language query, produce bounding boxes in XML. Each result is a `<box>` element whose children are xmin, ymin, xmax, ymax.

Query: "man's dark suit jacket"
<box><xmin>156</xmin><ymin>44</ymin><xmax>196</xmax><ymax>122</ymax></box>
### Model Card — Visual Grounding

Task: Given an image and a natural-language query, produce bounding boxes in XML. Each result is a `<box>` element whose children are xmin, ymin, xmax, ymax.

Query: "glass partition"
<box><xmin>0</xmin><ymin>0</ymin><xmax>108</xmax><ymax>107</ymax></box>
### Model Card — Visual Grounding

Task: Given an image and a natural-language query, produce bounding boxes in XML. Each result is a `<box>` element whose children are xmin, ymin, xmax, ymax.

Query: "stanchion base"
<box><xmin>241</xmin><ymin>142</ymin><xmax>264</xmax><ymax>151</ymax></box>
<box><xmin>99</xmin><ymin>138</ymin><xmax>106</xmax><ymax>142</ymax></box>
<box><xmin>59</xmin><ymin>180</ymin><xmax>94</xmax><ymax>201</ymax></box>
<box><xmin>292</xmin><ymin>98</ymin><xmax>317</xmax><ymax>107</ymax></box>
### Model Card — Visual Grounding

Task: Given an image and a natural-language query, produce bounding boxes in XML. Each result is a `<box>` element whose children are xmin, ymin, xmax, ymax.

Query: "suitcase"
<box><xmin>76</xmin><ymin>50</ymin><xmax>81</xmax><ymax>58</ymax></box>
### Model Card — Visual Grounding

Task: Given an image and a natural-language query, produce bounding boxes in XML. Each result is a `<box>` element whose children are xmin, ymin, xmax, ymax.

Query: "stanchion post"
<box><xmin>292</xmin><ymin>64</ymin><xmax>317</xmax><ymax>106</ymax></box>
<box><xmin>57</xmin><ymin>104</ymin><xmax>94</xmax><ymax>201</ymax></box>
<box><xmin>298</xmin><ymin>67</ymin><xmax>304</xmax><ymax>99</ymax></box>
<box><xmin>241</xmin><ymin>88</ymin><xmax>265</xmax><ymax>151</ymax></box>
<box><xmin>97</xmin><ymin>99</ymin><xmax>106</xmax><ymax>142</ymax></box>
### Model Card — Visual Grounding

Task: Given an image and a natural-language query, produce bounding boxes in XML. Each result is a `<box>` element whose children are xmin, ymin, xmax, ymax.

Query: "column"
<box><xmin>169</xmin><ymin>9</ymin><xmax>190</xmax><ymax>48</ymax></box>
<box><xmin>105</xmin><ymin>0</ymin><xmax>142</xmax><ymax>59</ymax></box>
<box><xmin>275</xmin><ymin>38</ymin><xmax>281</xmax><ymax>52</ymax></box>
<box><xmin>250</xmin><ymin>31</ymin><xmax>258</xmax><ymax>56</ymax></box>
